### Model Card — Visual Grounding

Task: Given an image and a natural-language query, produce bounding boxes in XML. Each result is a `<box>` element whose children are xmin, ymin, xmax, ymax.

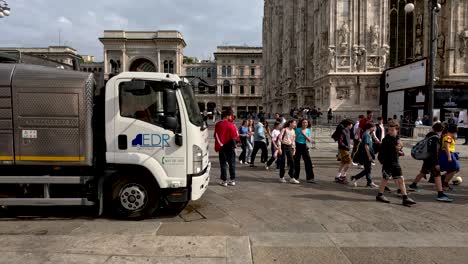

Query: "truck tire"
<box><xmin>109</xmin><ymin>175</ymin><xmax>159</xmax><ymax>220</ymax></box>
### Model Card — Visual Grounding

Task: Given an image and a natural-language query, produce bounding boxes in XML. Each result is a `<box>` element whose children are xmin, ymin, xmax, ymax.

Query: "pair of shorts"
<box><xmin>420</xmin><ymin>160</ymin><xmax>441</xmax><ymax>177</ymax></box>
<box><xmin>439</xmin><ymin>151</ymin><xmax>460</xmax><ymax>173</ymax></box>
<box><xmin>339</xmin><ymin>149</ymin><xmax>352</xmax><ymax>165</ymax></box>
<box><xmin>382</xmin><ymin>166</ymin><xmax>403</xmax><ymax>180</ymax></box>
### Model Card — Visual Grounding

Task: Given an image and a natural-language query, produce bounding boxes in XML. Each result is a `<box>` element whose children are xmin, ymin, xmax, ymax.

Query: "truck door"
<box><xmin>113</xmin><ymin>79</ymin><xmax>187</xmax><ymax>187</ymax></box>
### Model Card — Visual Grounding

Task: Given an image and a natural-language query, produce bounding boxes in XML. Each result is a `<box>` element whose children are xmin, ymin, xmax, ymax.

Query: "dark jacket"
<box><xmin>375</xmin><ymin>124</ymin><xmax>385</xmax><ymax>142</ymax></box>
<box><xmin>338</xmin><ymin>128</ymin><xmax>351</xmax><ymax>151</ymax></box>
<box><xmin>380</xmin><ymin>135</ymin><xmax>400</xmax><ymax>167</ymax></box>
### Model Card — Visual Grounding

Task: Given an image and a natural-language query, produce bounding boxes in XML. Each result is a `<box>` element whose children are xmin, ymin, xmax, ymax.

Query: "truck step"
<box><xmin>0</xmin><ymin>198</ymin><xmax>95</xmax><ymax>206</ymax></box>
<box><xmin>0</xmin><ymin>176</ymin><xmax>89</xmax><ymax>184</ymax></box>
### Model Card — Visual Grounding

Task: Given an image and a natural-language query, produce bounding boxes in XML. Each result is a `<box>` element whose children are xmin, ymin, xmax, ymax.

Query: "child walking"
<box><xmin>266</xmin><ymin>122</ymin><xmax>282</xmax><ymax>170</ymax></box>
<box><xmin>439</xmin><ymin>124</ymin><xmax>461</xmax><ymax>190</ymax></box>
<box><xmin>279</xmin><ymin>120</ymin><xmax>297</xmax><ymax>183</ymax></box>
<box><xmin>376</xmin><ymin>120</ymin><xmax>416</xmax><ymax>206</ymax></box>
<box><xmin>336</xmin><ymin>119</ymin><xmax>354</xmax><ymax>184</ymax></box>
<box><xmin>351</xmin><ymin>123</ymin><xmax>378</xmax><ymax>187</ymax></box>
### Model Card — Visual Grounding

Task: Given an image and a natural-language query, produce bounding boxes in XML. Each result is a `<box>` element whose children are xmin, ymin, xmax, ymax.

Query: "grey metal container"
<box><xmin>0</xmin><ymin>63</ymin><xmax>94</xmax><ymax>166</ymax></box>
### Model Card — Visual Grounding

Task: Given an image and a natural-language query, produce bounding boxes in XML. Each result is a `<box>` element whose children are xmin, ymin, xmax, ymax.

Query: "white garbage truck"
<box><xmin>0</xmin><ymin>63</ymin><xmax>210</xmax><ymax>219</ymax></box>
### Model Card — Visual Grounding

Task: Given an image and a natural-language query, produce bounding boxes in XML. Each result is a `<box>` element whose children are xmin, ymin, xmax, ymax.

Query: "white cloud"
<box><xmin>57</xmin><ymin>16</ymin><xmax>72</xmax><ymax>25</ymax></box>
<box><xmin>1</xmin><ymin>0</ymin><xmax>263</xmax><ymax>60</ymax></box>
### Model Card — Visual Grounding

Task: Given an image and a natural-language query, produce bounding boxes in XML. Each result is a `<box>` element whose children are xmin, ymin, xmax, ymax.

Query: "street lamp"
<box><xmin>405</xmin><ymin>0</ymin><xmax>441</xmax><ymax>125</ymax></box>
<box><xmin>0</xmin><ymin>0</ymin><xmax>11</xmax><ymax>18</ymax></box>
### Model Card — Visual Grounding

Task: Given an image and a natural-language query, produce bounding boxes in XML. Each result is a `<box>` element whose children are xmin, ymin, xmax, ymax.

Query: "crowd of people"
<box><xmin>214</xmin><ymin>108</ymin><xmax>462</xmax><ymax>205</ymax></box>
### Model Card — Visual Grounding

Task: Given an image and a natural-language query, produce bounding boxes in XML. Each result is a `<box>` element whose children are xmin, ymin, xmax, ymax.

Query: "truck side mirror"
<box><xmin>164</xmin><ymin>116</ymin><xmax>178</xmax><ymax>131</ymax></box>
<box><xmin>164</xmin><ymin>88</ymin><xmax>177</xmax><ymax>116</ymax></box>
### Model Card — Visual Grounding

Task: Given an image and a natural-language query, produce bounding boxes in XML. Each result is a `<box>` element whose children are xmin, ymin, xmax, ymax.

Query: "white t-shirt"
<box><xmin>272</xmin><ymin>129</ymin><xmax>281</xmax><ymax>144</ymax></box>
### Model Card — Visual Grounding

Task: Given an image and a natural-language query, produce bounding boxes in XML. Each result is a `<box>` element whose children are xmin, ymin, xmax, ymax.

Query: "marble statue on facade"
<box><xmin>339</xmin><ymin>22</ymin><xmax>350</xmax><ymax>52</ymax></box>
<box><xmin>370</xmin><ymin>25</ymin><xmax>380</xmax><ymax>52</ymax></box>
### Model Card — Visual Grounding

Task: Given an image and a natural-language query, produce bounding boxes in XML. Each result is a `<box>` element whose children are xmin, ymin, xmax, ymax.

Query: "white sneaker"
<box><xmin>368</xmin><ymin>182</ymin><xmax>379</xmax><ymax>188</ymax></box>
<box><xmin>352</xmin><ymin>162</ymin><xmax>358</xmax><ymax>166</ymax></box>
<box><xmin>279</xmin><ymin>178</ymin><xmax>287</xmax><ymax>183</ymax></box>
<box><xmin>228</xmin><ymin>180</ymin><xmax>236</xmax><ymax>186</ymax></box>
<box><xmin>290</xmin><ymin>178</ymin><xmax>300</xmax><ymax>184</ymax></box>
<box><xmin>371</xmin><ymin>162</ymin><xmax>376</xmax><ymax>166</ymax></box>
<box><xmin>350</xmin><ymin>177</ymin><xmax>358</xmax><ymax>187</ymax></box>
<box><xmin>265</xmin><ymin>163</ymin><xmax>269</xmax><ymax>170</ymax></box>
<box><xmin>219</xmin><ymin>181</ymin><xmax>228</xmax><ymax>187</ymax></box>
<box><xmin>358</xmin><ymin>165</ymin><xmax>364</xmax><ymax>169</ymax></box>
<box><xmin>240</xmin><ymin>161</ymin><xmax>244</xmax><ymax>165</ymax></box>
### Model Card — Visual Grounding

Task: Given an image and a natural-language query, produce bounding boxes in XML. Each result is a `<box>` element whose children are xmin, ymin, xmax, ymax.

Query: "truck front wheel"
<box><xmin>109</xmin><ymin>175</ymin><xmax>159</xmax><ymax>220</ymax></box>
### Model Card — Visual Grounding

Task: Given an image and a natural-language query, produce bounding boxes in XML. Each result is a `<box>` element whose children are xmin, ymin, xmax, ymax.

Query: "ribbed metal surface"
<box><xmin>0</xmin><ymin>64</ymin><xmax>14</xmax><ymax>159</ymax></box>
<box><xmin>8</xmin><ymin>64</ymin><xmax>94</xmax><ymax>166</ymax></box>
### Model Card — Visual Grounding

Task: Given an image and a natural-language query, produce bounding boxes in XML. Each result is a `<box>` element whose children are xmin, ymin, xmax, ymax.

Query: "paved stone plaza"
<box><xmin>0</xmin><ymin>139</ymin><xmax>467</xmax><ymax>264</ymax></box>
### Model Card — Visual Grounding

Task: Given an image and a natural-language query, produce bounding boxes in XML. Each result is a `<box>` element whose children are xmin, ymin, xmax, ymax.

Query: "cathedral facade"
<box><xmin>263</xmin><ymin>0</ymin><xmax>468</xmax><ymax>116</ymax></box>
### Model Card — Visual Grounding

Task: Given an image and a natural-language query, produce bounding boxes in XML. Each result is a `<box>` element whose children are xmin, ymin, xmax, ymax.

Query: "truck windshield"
<box><xmin>179</xmin><ymin>82</ymin><xmax>203</xmax><ymax>127</ymax></box>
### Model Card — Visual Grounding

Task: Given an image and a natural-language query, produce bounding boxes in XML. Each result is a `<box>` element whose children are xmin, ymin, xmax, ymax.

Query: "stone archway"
<box><xmin>129</xmin><ymin>58</ymin><xmax>157</xmax><ymax>72</ymax></box>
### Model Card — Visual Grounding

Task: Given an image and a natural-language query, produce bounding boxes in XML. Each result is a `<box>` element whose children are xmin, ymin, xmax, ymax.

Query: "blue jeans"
<box><xmin>219</xmin><ymin>146</ymin><xmax>236</xmax><ymax>181</ymax></box>
<box><xmin>353</xmin><ymin>160</ymin><xmax>373</xmax><ymax>185</ymax></box>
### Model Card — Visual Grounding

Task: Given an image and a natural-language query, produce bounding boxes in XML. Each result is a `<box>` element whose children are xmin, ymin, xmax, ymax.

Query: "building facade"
<box><xmin>214</xmin><ymin>46</ymin><xmax>263</xmax><ymax>118</ymax></box>
<box><xmin>263</xmin><ymin>0</ymin><xmax>468</xmax><ymax>117</ymax></box>
<box><xmin>79</xmin><ymin>57</ymin><xmax>105</xmax><ymax>88</ymax></box>
<box><xmin>0</xmin><ymin>46</ymin><xmax>81</xmax><ymax>70</ymax></box>
<box><xmin>263</xmin><ymin>0</ymin><xmax>388</xmax><ymax>116</ymax></box>
<box><xmin>182</xmin><ymin>61</ymin><xmax>218</xmax><ymax>113</ymax></box>
<box><xmin>99</xmin><ymin>30</ymin><xmax>186</xmax><ymax>80</ymax></box>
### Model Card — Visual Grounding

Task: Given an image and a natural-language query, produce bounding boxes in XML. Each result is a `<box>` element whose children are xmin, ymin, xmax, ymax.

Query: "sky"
<box><xmin>1</xmin><ymin>0</ymin><xmax>263</xmax><ymax>61</ymax></box>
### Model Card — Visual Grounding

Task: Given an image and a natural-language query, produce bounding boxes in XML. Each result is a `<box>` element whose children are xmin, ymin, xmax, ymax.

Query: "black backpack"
<box><xmin>331</xmin><ymin>124</ymin><xmax>344</xmax><ymax>142</ymax></box>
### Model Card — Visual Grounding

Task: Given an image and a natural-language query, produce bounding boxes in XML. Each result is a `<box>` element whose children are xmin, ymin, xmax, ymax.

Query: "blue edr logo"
<box><xmin>131</xmin><ymin>134</ymin><xmax>171</xmax><ymax>149</ymax></box>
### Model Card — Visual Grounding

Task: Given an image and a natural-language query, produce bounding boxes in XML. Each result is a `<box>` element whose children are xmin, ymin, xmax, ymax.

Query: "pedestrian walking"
<box><xmin>335</xmin><ymin>119</ymin><xmax>354</xmax><ymax>184</ymax></box>
<box><xmin>407</xmin><ymin>123</ymin><xmax>453</xmax><ymax>202</ymax></box>
<box><xmin>351</xmin><ymin>115</ymin><xmax>365</xmax><ymax>162</ymax></box>
<box><xmin>279</xmin><ymin>120</ymin><xmax>297</xmax><ymax>183</ymax></box>
<box><xmin>439</xmin><ymin>124</ymin><xmax>461</xmax><ymax>190</ymax></box>
<box><xmin>212</xmin><ymin>108</ymin><xmax>217</xmax><ymax>122</ymax></box>
<box><xmin>238</xmin><ymin>120</ymin><xmax>249</xmax><ymax>164</ymax></box>
<box><xmin>327</xmin><ymin>108</ymin><xmax>333</xmax><ymax>124</ymax></box>
<box><xmin>214</xmin><ymin>109</ymin><xmax>239</xmax><ymax>187</ymax></box>
<box><xmin>376</xmin><ymin>120</ymin><xmax>417</xmax><ymax>206</ymax></box>
<box><xmin>266</xmin><ymin>122</ymin><xmax>282</xmax><ymax>170</ymax></box>
<box><xmin>250</xmin><ymin>117</ymin><xmax>268</xmax><ymax>168</ymax></box>
<box><xmin>245</xmin><ymin>119</ymin><xmax>254</xmax><ymax>164</ymax></box>
<box><xmin>374</xmin><ymin>117</ymin><xmax>385</xmax><ymax>155</ymax></box>
<box><xmin>293</xmin><ymin>119</ymin><xmax>316</xmax><ymax>184</ymax></box>
<box><xmin>350</xmin><ymin>122</ymin><xmax>378</xmax><ymax>187</ymax></box>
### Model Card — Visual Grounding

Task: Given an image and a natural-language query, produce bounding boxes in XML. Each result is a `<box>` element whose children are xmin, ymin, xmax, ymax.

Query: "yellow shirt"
<box><xmin>442</xmin><ymin>135</ymin><xmax>456</xmax><ymax>153</ymax></box>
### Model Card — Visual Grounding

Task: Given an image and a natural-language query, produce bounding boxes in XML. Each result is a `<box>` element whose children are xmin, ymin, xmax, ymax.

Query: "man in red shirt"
<box><xmin>214</xmin><ymin>109</ymin><xmax>239</xmax><ymax>187</ymax></box>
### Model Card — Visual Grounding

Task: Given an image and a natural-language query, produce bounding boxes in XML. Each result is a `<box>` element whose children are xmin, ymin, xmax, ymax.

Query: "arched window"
<box><xmin>207</xmin><ymin>68</ymin><xmax>212</xmax><ymax>78</ymax></box>
<box><xmin>227</xmin><ymin>66</ymin><xmax>232</xmax><ymax>76</ymax></box>
<box><xmin>93</xmin><ymin>68</ymin><xmax>97</xmax><ymax>72</ymax></box>
<box><xmin>223</xmin><ymin>80</ymin><xmax>231</xmax><ymax>94</ymax></box>
<box><xmin>202</xmin><ymin>68</ymin><xmax>207</xmax><ymax>78</ymax></box>
<box><xmin>164</xmin><ymin>60</ymin><xmax>169</xmax><ymax>73</ymax></box>
<box><xmin>222</xmin><ymin>66</ymin><xmax>227</xmax><ymax>77</ymax></box>
<box><xmin>169</xmin><ymin>60</ymin><xmax>174</xmax><ymax>74</ymax></box>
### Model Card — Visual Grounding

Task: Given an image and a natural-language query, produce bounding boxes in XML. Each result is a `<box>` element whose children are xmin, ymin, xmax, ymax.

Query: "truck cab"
<box><xmin>0</xmin><ymin>64</ymin><xmax>210</xmax><ymax>219</ymax></box>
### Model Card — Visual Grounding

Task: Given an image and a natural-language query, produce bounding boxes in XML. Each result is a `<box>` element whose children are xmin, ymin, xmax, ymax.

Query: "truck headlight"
<box><xmin>193</xmin><ymin>145</ymin><xmax>203</xmax><ymax>174</ymax></box>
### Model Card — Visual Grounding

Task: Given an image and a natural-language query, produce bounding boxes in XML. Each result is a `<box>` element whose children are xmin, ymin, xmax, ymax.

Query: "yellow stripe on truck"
<box><xmin>0</xmin><ymin>156</ymin><xmax>14</xmax><ymax>161</ymax></box>
<box><xmin>17</xmin><ymin>156</ymin><xmax>85</xmax><ymax>161</ymax></box>
<box><xmin>15</xmin><ymin>156</ymin><xmax>85</xmax><ymax>162</ymax></box>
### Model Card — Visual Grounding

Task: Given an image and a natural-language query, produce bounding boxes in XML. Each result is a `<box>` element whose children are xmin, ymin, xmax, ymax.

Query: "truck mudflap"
<box><xmin>190</xmin><ymin>162</ymin><xmax>211</xmax><ymax>201</ymax></box>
